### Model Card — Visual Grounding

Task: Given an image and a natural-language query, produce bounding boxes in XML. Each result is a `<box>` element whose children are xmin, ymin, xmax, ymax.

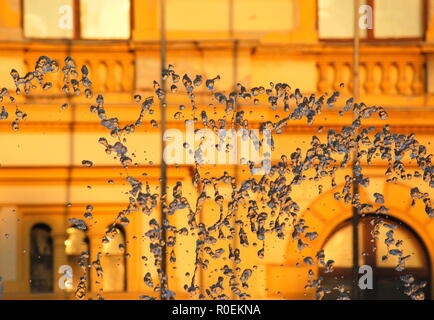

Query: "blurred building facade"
<box><xmin>0</xmin><ymin>0</ymin><xmax>433</xmax><ymax>299</ymax></box>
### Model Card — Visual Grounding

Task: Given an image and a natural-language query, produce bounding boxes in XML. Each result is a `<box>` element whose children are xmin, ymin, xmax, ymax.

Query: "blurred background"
<box><xmin>0</xmin><ymin>0</ymin><xmax>433</xmax><ymax>300</ymax></box>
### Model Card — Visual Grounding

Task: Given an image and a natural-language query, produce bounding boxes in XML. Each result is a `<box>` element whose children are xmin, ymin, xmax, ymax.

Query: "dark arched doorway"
<box><xmin>30</xmin><ymin>223</ymin><xmax>53</xmax><ymax>293</ymax></box>
<box><xmin>320</xmin><ymin>216</ymin><xmax>431</xmax><ymax>300</ymax></box>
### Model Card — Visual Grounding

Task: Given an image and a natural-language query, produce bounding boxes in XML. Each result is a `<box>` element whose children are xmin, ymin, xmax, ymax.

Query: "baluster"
<box><xmin>118</xmin><ymin>60</ymin><xmax>125</xmax><ymax>92</ymax></box>
<box><xmin>317</xmin><ymin>61</ymin><xmax>330</xmax><ymax>93</ymax></box>
<box><xmin>92</xmin><ymin>59</ymin><xmax>102</xmax><ymax>92</ymax></box>
<box><xmin>55</xmin><ymin>56</ymin><xmax>63</xmax><ymax>92</ymax></box>
<box><xmin>23</xmin><ymin>58</ymin><xmax>29</xmax><ymax>74</ymax></box>
<box><xmin>411</xmin><ymin>62</ymin><xmax>424</xmax><ymax>95</ymax></box>
<box><xmin>380</xmin><ymin>62</ymin><xmax>393</xmax><ymax>94</ymax></box>
<box><xmin>333</xmin><ymin>61</ymin><xmax>344</xmax><ymax>91</ymax></box>
<box><xmin>364</xmin><ymin>62</ymin><xmax>375</xmax><ymax>94</ymax></box>
<box><xmin>124</xmin><ymin>58</ymin><xmax>134</xmax><ymax>92</ymax></box>
<box><xmin>100</xmin><ymin>61</ymin><xmax>109</xmax><ymax>92</ymax></box>
<box><xmin>344</xmin><ymin>62</ymin><xmax>352</xmax><ymax>93</ymax></box>
<box><xmin>83</xmin><ymin>60</ymin><xmax>92</xmax><ymax>93</ymax></box>
<box><xmin>120</xmin><ymin>59</ymin><xmax>130</xmax><ymax>92</ymax></box>
<box><xmin>106</xmin><ymin>60</ymin><xmax>116</xmax><ymax>92</ymax></box>
<box><xmin>396</xmin><ymin>62</ymin><xmax>408</xmax><ymax>95</ymax></box>
<box><xmin>114</xmin><ymin>62</ymin><xmax>123</xmax><ymax>92</ymax></box>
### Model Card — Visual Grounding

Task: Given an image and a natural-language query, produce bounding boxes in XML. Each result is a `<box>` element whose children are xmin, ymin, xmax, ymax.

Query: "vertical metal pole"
<box><xmin>63</xmin><ymin>43</ymin><xmax>74</xmax><ymax>299</ymax></box>
<box><xmin>0</xmin><ymin>276</ymin><xmax>3</xmax><ymax>300</ymax></box>
<box><xmin>229</xmin><ymin>0</ymin><xmax>234</xmax><ymax>38</ymax></box>
<box><xmin>352</xmin><ymin>0</ymin><xmax>361</xmax><ymax>300</ymax></box>
<box><xmin>160</xmin><ymin>0</ymin><xmax>168</xmax><ymax>300</ymax></box>
<box><xmin>64</xmin><ymin>97</ymin><xmax>74</xmax><ymax>299</ymax></box>
<box><xmin>229</xmin><ymin>0</ymin><xmax>240</xmax><ymax>300</ymax></box>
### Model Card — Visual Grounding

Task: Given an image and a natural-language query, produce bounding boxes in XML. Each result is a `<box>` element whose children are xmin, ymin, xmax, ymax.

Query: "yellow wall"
<box><xmin>0</xmin><ymin>0</ymin><xmax>433</xmax><ymax>300</ymax></box>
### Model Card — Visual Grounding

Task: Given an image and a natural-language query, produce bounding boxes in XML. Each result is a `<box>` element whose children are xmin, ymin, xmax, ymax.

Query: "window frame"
<box><xmin>316</xmin><ymin>0</ymin><xmax>428</xmax><ymax>42</ymax></box>
<box><xmin>21</xmin><ymin>0</ymin><xmax>133</xmax><ymax>41</ymax></box>
<box><xmin>319</xmin><ymin>215</ymin><xmax>432</xmax><ymax>299</ymax></box>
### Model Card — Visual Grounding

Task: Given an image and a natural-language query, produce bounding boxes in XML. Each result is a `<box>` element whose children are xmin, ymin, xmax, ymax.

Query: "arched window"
<box><xmin>30</xmin><ymin>223</ymin><xmax>53</xmax><ymax>293</ymax></box>
<box><xmin>102</xmin><ymin>225</ymin><xmax>126</xmax><ymax>292</ymax></box>
<box><xmin>321</xmin><ymin>216</ymin><xmax>431</xmax><ymax>299</ymax></box>
<box><xmin>65</xmin><ymin>227</ymin><xmax>90</xmax><ymax>291</ymax></box>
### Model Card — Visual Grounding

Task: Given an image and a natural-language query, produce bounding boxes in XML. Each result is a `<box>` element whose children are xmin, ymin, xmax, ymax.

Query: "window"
<box><xmin>166</xmin><ymin>0</ymin><xmax>295</xmax><ymax>34</ymax></box>
<box><xmin>23</xmin><ymin>0</ymin><xmax>131</xmax><ymax>39</ymax></box>
<box><xmin>30</xmin><ymin>223</ymin><xmax>53</xmax><ymax>293</ymax></box>
<box><xmin>321</xmin><ymin>216</ymin><xmax>431</xmax><ymax>299</ymax></box>
<box><xmin>80</xmin><ymin>0</ymin><xmax>131</xmax><ymax>39</ymax></box>
<box><xmin>65</xmin><ymin>227</ymin><xmax>90</xmax><ymax>292</ymax></box>
<box><xmin>234</xmin><ymin>0</ymin><xmax>295</xmax><ymax>33</ymax></box>
<box><xmin>101</xmin><ymin>225</ymin><xmax>126</xmax><ymax>292</ymax></box>
<box><xmin>23</xmin><ymin>0</ymin><xmax>74</xmax><ymax>39</ymax></box>
<box><xmin>373</xmin><ymin>0</ymin><xmax>424</xmax><ymax>39</ymax></box>
<box><xmin>166</xmin><ymin>0</ymin><xmax>230</xmax><ymax>33</ymax></box>
<box><xmin>318</xmin><ymin>0</ymin><xmax>425</xmax><ymax>40</ymax></box>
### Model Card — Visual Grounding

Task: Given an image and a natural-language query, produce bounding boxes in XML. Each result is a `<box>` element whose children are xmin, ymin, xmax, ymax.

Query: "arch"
<box><xmin>30</xmin><ymin>223</ymin><xmax>53</xmax><ymax>293</ymax></box>
<box><xmin>296</xmin><ymin>181</ymin><xmax>434</xmax><ymax>260</ymax></box>
<box><xmin>321</xmin><ymin>215</ymin><xmax>431</xmax><ymax>299</ymax></box>
<box><xmin>295</xmin><ymin>180</ymin><xmax>434</xmax><ymax>299</ymax></box>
